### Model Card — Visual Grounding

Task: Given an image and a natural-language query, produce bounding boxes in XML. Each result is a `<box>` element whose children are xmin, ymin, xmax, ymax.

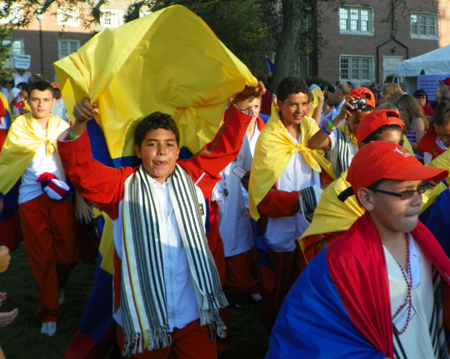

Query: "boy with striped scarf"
<box><xmin>57</xmin><ymin>84</ymin><xmax>265</xmax><ymax>358</ymax></box>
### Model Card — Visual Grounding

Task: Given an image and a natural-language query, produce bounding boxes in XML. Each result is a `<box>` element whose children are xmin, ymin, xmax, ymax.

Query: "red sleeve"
<box><xmin>257</xmin><ymin>188</ymin><xmax>299</xmax><ymax>218</ymax></box>
<box><xmin>58</xmin><ymin>130</ymin><xmax>135</xmax><ymax>220</ymax></box>
<box><xmin>417</xmin><ymin>124</ymin><xmax>438</xmax><ymax>153</ymax></box>
<box><xmin>178</xmin><ymin>106</ymin><xmax>252</xmax><ymax>198</ymax></box>
<box><xmin>0</xmin><ymin>98</ymin><xmax>5</xmax><ymax>118</ymax></box>
<box><xmin>301</xmin><ymin>231</ymin><xmax>344</xmax><ymax>264</ymax></box>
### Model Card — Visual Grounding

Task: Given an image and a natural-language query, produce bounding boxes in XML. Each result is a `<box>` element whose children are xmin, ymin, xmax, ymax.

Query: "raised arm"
<box><xmin>308</xmin><ymin>98</ymin><xmax>354</xmax><ymax>150</ymax></box>
<box><xmin>180</xmin><ymin>82</ymin><xmax>266</xmax><ymax>197</ymax></box>
<box><xmin>58</xmin><ymin>99</ymin><xmax>134</xmax><ymax>220</ymax></box>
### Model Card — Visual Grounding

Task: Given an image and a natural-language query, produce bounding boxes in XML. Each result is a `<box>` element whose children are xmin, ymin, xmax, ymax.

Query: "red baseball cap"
<box><xmin>348</xmin><ymin>87</ymin><xmax>376</xmax><ymax>109</ymax></box>
<box><xmin>342</xmin><ymin>142</ymin><xmax>448</xmax><ymax>199</ymax></box>
<box><xmin>356</xmin><ymin>110</ymin><xmax>404</xmax><ymax>145</ymax></box>
<box><xmin>439</xmin><ymin>77</ymin><xmax>450</xmax><ymax>86</ymax></box>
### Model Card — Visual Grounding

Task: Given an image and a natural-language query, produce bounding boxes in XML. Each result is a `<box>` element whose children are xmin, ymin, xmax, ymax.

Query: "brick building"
<box><xmin>308</xmin><ymin>0</ymin><xmax>450</xmax><ymax>86</ymax></box>
<box><xmin>1</xmin><ymin>1</ymin><xmax>149</xmax><ymax>81</ymax></box>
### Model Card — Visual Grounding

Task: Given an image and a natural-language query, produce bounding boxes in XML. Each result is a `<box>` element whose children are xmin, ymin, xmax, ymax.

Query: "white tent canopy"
<box><xmin>395</xmin><ymin>45</ymin><xmax>450</xmax><ymax>77</ymax></box>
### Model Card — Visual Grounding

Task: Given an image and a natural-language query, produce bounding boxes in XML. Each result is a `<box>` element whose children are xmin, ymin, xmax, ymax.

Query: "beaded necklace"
<box><xmin>393</xmin><ymin>234</ymin><xmax>413</xmax><ymax>335</ymax></box>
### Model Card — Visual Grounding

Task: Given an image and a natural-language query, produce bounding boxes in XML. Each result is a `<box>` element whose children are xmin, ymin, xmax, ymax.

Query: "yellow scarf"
<box><xmin>248</xmin><ymin>107</ymin><xmax>335</xmax><ymax>220</ymax></box>
<box><xmin>54</xmin><ymin>5</ymin><xmax>257</xmax><ymax>161</ymax></box>
<box><xmin>0</xmin><ymin>92</ymin><xmax>10</xmax><ymax>112</ymax></box>
<box><xmin>337</xmin><ymin>122</ymin><xmax>358</xmax><ymax>146</ymax></box>
<box><xmin>0</xmin><ymin>113</ymin><xmax>69</xmax><ymax>195</ymax></box>
<box><xmin>299</xmin><ymin>169</ymin><xmax>447</xmax><ymax>261</ymax></box>
<box><xmin>308</xmin><ymin>88</ymin><xmax>323</xmax><ymax>117</ymax></box>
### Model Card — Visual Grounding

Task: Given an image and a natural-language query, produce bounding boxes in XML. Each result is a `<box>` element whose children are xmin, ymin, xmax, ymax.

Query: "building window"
<box><xmin>2</xmin><ymin>38</ymin><xmax>24</xmax><ymax>68</ymax></box>
<box><xmin>339</xmin><ymin>5</ymin><xmax>373</xmax><ymax>35</ymax></box>
<box><xmin>411</xmin><ymin>12</ymin><xmax>438</xmax><ymax>39</ymax></box>
<box><xmin>340</xmin><ymin>56</ymin><xmax>373</xmax><ymax>82</ymax></box>
<box><xmin>58</xmin><ymin>39</ymin><xmax>80</xmax><ymax>59</ymax></box>
<box><xmin>100</xmin><ymin>9</ymin><xmax>122</xmax><ymax>28</ymax></box>
<box><xmin>140</xmin><ymin>11</ymin><xmax>152</xmax><ymax>18</ymax></box>
<box><xmin>0</xmin><ymin>3</ymin><xmax>22</xmax><ymax>25</ymax></box>
<box><xmin>57</xmin><ymin>6</ymin><xmax>79</xmax><ymax>27</ymax></box>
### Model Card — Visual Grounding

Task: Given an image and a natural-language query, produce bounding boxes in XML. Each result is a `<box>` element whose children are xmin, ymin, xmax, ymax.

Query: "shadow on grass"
<box><xmin>0</xmin><ymin>244</ymin><xmax>269</xmax><ymax>358</ymax></box>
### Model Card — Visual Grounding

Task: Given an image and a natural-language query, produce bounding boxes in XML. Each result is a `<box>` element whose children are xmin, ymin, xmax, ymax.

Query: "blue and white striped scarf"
<box><xmin>120</xmin><ymin>164</ymin><xmax>227</xmax><ymax>356</ymax></box>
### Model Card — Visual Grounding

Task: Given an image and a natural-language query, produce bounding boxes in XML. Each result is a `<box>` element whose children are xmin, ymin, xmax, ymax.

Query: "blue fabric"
<box><xmin>419</xmin><ymin>186</ymin><xmax>450</xmax><ymax>257</ymax></box>
<box><xmin>266</xmin><ymin>249</ymin><xmax>385</xmax><ymax>359</ymax></box>
<box><xmin>260</xmin><ymin>113</ymin><xmax>270</xmax><ymax>123</ymax></box>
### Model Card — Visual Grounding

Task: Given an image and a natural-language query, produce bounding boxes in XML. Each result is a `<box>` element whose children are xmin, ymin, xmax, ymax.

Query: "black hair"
<box><xmin>17</xmin><ymin>82</ymin><xmax>30</xmax><ymax>94</ymax></box>
<box><xmin>134</xmin><ymin>111</ymin><xmax>180</xmax><ymax>147</ymax></box>
<box><xmin>362</xmin><ymin>124</ymin><xmax>403</xmax><ymax>144</ymax></box>
<box><xmin>413</xmin><ymin>89</ymin><xmax>427</xmax><ymax>101</ymax></box>
<box><xmin>434</xmin><ymin>99</ymin><xmax>450</xmax><ymax>127</ymax></box>
<box><xmin>276</xmin><ymin>76</ymin><xmax>311</xmax><ymax>103</ymax></box>
<box><xmin>354</xmin><ymin>178</ymin><xmax>389</xmax><ymax>206</ymax></box>
<box><xmin>29</xmin><ymin>80</ymin><xmax>55</xmax><ymax>97</ymax></box>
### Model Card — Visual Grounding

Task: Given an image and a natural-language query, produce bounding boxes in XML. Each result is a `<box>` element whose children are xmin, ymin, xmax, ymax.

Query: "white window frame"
<box><xmin>100</xmin><ymin>9</ymin><xmax>122</xmax><ymax>28</ymax></box>
<box><xmin>58</xmin><ymin>39</ymin><xmax>80</xmax><ymax>60</ymax></box>
<box><xmin>410</xmin><ymin>11</ymin><xmax>439</xmax><ymax>40</ymax></box>
<box><xmin>0</xmin><ymin>3</ymin><xmax>22</xmax><ymax>25</ymax></box>
<box><xmin>57</xmin><ymin>6</ymin><xmax>79</xmax><ymax>27</ymax></box>
<box><xmin>340</xmin><ymin>55</ymin><xmax>374</xmax><ymax>83</ymax></box>
<box><xmin>2</xmin><ymin>38</ymin><xmax>24</xmax><ymax>69</ymax></box>
<box><xmin>339</xmin><ymin>5</ymin><xmax>374</xmax><ymax>36</ymax></box>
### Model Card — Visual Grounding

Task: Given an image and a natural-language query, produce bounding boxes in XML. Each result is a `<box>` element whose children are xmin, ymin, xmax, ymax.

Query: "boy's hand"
<box><xmin>73</xmin><ymin>98</ymin><xmax>98</xmax><ymax>123</ymax></box>
<box><xmin>0</xmin><ymin>247</ymin><xmax>10</xmax><ymax>274</ymax></box>
<box><xmin>72</xmin><ymin>98</ymin><xmax>98</xmax><ymax>136</ymax></box>
<box><xmin>0</xmin><ymin>308</ymin><xmax>18</xmax><ymax>327</ymax></box>
<box><xmin>234</xmin><ymin>81</ymin><xmax>266</xmax><ymax>109</ymax></box>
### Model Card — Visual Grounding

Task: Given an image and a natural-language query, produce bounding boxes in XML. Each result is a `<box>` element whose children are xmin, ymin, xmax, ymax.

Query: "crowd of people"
<box><xmin>2</xmin><ymin>62</ymin><xmax>450</xmax><ymax>359</ymax></box>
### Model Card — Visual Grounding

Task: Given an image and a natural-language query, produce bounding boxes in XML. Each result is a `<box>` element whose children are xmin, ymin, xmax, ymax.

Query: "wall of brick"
<box><xmin>313</xmin><ymin>0</ymin><xmax>450</xmax><ymax>85</ymax></box>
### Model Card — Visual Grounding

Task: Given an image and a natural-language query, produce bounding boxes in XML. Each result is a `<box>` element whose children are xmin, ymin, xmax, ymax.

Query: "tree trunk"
<box><xmin>271</xmin><ymin>0</ymin><xmax>304</xmax><ymax>92</ymax></box>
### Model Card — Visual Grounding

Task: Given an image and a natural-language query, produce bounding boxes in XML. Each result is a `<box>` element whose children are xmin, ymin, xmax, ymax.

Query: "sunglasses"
<box><xmin>414</xmin><ymin>95</ymin><xmax>426</xmax><ymax>99</ymax></box>
<box><xmin>369</xmin><ymin>184</ymin><xmax>429</xmax><ymax>200</ymax></box>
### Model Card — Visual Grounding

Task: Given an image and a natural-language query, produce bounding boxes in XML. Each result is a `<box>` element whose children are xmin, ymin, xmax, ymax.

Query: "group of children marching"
<box><xmin>1</xmin><ymin>74</ymin><xmax>450</xmax><ymax>359</ymax></box>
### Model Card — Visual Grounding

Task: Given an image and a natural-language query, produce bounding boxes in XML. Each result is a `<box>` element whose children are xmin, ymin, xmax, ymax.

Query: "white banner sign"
<box><xmin>417</xmin><ymin>74</ymin><xmax>450</xmax><ymax>101</ymax></box>
<box><xmin>14</xmin><ymin>55</ymin><xmax>31</xmax><ymax>70</ymax></box>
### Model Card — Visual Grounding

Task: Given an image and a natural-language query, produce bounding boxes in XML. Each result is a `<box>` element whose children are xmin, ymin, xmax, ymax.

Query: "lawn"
<box><xmin>0</xmin><ymin>243</ymin><xmax>269</xmax><ymax>358</ymax></box>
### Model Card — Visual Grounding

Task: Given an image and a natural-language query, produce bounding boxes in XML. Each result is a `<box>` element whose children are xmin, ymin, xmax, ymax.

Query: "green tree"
<box><xmin>0</xmin><ymin>27</ymin><xmax>12</xmax><ymax>72</ymax></box>
<box><xmin>124</xmin><ymin>0</ymin><xmax>277</xmax><ymax>75</ymax></box>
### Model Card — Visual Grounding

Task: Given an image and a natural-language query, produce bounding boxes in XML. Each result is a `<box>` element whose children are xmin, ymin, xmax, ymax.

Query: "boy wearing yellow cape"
<box><xmin>248</xmin><ymin>76</ymin><xmax>335</xmax><ymax>331</ymax></box>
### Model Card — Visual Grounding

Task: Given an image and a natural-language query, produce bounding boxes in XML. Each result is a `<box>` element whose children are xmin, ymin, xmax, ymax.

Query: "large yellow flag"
<box><xmin>54</xmin><ymin>5</ymin><xmax>257</xmax><ymax>160</ymax></box>
<box><xmin>248</xmin><ymin>107</ymin><xmax>336</xmax><ymax>220</ymax></box>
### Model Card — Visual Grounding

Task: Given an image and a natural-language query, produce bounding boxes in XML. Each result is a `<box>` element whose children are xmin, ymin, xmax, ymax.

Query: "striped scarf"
<box><xmin>393</xmin><ymin>268</ymin><xmax>448</xmax><ymax>359</ymax></box>
<box><xmin>120</xmin><ymin>164</ymin><xmax>227</xmax><ymax>356</ymax></box>
<box><xmin>332</xmin><ymin>124</ymin><xmax>357</xmax><ymax>178</ymax></box>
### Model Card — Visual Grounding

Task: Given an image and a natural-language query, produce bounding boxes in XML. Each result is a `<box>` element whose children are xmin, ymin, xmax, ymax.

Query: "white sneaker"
<box><xmin>41</xmin><ymin>322</ymin><xmax>57</xmax><ymax>336</ymax></box>
<box><xmin>250</xmin><ymin>293</ymin><xmax>262</xmax><ymax>302</ymax></box>
<box><xmin>59</xmin><ymin>288</ymin><xmax>65</xmax><ymax>305</ymax></box>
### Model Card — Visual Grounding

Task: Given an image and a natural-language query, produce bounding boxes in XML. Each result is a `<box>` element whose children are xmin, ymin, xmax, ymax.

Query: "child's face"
<box><xmin>29</xmin><ymin>89</ymin><xmax>55</xmax><ymax>120</ymax></box>
<box><xmin>134</xmin><ymin>128</ymin><xmax>180</xmax><ymax>184</ymax></box>
<box><xmin>277</xmin><ymin>92</ymin><xmax>309</xmax><ymax>129</ymax></box>
<box><xmin>248</xmin><ymin>97</ymin><xmax>261</xmax><ymax>120</ymax></box>
<box><xmin>435</xmin><ymin>123</ymin><xmax>450</xmax><ymax>148</ymax></box>
<box><xmin>364</xmin><ymin>179</ymin><xmax>422</xmax><ymax>235</ymax></box>
<box><xmin>348</xmin><ymin>109</ymin><xmax>372</xmax><ymax>134</ymax></box>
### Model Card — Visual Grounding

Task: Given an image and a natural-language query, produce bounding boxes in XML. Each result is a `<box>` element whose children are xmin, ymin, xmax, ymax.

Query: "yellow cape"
<box><xmin>248</xmin><ymin>107</ymin><xmax>335</xmax><ymax>220</ymax></box>
<box><xmin>0</xmin><ymin>113</ymin><xmax>69</xmax><ymax>195</ymax></box>
<box><xmin>54</xmin><ymin>5</ymin><xmax>257</xmax><ymax>160</ymax></box>
<box><xmin>0</xmin><ymin>92</ymin><xmax>10</xmax><ymax>113</ymax></box>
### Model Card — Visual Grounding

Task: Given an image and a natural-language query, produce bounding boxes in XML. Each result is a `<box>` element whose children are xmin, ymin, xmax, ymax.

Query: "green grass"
<box><xmin>0</xmin><ymin>244</ymin><xmax>269</xmax><ymax>358</ymax></box>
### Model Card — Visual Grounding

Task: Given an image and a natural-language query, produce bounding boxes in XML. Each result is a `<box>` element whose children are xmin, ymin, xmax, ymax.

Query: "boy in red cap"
<box><xmin>299</xmin><ymin>109</ymin><xmax>407</xmax><ymax>265</ymax></box>
<box><xmin>267</xmin><ymin>141</ymin><xmax>450</xmax><ymax>359</ymax></box>
<box><xmin>308</xmin><ymin>87</ymin><xmax>376</xmax><ymax>177</ymax></box>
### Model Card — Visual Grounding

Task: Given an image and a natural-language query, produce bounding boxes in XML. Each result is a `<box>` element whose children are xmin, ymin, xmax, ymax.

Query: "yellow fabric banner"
<box><xmin>0</xmin><ymin>113</ymin><xmax>69</xmax><ymax>195</ymax></box>
<box><xmin>54</xmin><ymin>5</ymin><xmax>257</xmax><ymax>159</ymax></box>
<box><xmin>248</xmin><ymin>107</ymin><xmax>335</xmax><ymax>220</ymax></box>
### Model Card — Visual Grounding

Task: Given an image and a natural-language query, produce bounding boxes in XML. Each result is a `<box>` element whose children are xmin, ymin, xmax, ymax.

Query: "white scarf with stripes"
<box><xmin>120</xmin><ymin>164</ymin><xmax>227</xmax><ymax>356</ymax></box>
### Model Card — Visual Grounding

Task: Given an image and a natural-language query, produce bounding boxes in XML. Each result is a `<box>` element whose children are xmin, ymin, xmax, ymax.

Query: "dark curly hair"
<box><xmin>134</xmin><ymin>111</ymin><xmax>180</xmax><ymax>147</ymax></box>
<box><xmin>434</xmin><ymin>99</ymin><xmax>450</xmax><ymax>127</ymax></box>
<box><xmin>276</xmin><ymin>76</ymin><xmax>311</xmax><ymax>103</ymax></box>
